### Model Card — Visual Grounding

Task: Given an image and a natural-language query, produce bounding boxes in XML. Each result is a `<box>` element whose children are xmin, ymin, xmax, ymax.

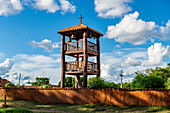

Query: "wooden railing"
<box><xmin>65</xmin><ymin>61</ymin><xmax>98</xmax><ymax>73</ymax></box>
<box><xmin>65</xmin><ymin>40</ymin><xmax>97</xmax><ymax>52</ymax></box>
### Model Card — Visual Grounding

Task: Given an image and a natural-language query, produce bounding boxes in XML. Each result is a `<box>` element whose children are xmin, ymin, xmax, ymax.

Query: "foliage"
<box><xmin>131</xmin><ymin>74</ymin><xmax>165</xmax><ymax>89</ymax></box>
<box><xmin>105</xmin><ymin>82</ymin><xmax>120</xmax><ymax>88</ymax></box>
<box><xmin>28</xmin><ymin>77</ymin><xmax>49</xmax><ymax>86</ymax></box>
<box><xmin>5</xmin><ymin>83</ymin><xmax>14</xmax><ymax>88</ymax></box>
<box><xmin>122</xmin><ymin>82</ymin><xmax>132</xmax><ymax>89</ymax></box>
<box><xmin>165</xmin><ymin>77</ymin><xmax>170</xmax><ymax>89</ymax></box>
<box><xmin>88</xmin><ymin>77</ymin><xmax>106</xmax><ymax>88</ymax></box>
<box><xmin>58</xmin><ymin>77</ymin><xmax>83</xmax><ymax>88</ymax></box>
<box><xmin>40</xmin><ymin>85</ymin><xmax>51</xmax><ymax>89</ymax></box>
<box><xmin>0</xmin><ymin>108</ymin><xmax>32</xmax><ymax>113</ymax></box>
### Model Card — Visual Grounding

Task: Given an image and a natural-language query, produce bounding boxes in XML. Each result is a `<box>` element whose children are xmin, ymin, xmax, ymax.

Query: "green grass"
<box><xmin>0</xmin><ymin>100</ymin><xmax>169</xmax><ymax>113</ymax></box>
<box><xmin>0</xmin><ymin>108</ymin><xmax>32</xmax><ymax>113</ymax></box>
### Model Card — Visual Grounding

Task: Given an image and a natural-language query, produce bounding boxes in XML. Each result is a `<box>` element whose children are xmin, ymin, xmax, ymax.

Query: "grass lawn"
<box><xmin>0</xmin><ymin>100</ymin><xmax>169</xmax><ymax>113</ymax></box>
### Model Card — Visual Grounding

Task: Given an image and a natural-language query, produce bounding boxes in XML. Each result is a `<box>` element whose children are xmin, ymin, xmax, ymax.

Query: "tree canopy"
<box><xmin>28</xmin><ymin>77</ymin><xmax>50</xmax><ymax>86</ymax></box>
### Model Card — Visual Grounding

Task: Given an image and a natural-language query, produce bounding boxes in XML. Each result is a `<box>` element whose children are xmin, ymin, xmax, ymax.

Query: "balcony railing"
<box><xmin>65</xmin><ymin>61</ymin><xmax>98</xmax><ymax>73</ymax></box>
<box><xmin>65</xmin><ymin>40</ymin><xmax>97</xmax><ymax>53</ymax></box>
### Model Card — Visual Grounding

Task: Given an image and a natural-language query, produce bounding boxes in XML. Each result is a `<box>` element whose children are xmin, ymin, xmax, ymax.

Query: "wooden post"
<box><xmin>61</xmin><ymin>34</ymin><xmax>65</xmax><ymax>88</ymax></box>
<box><xmin>83</xmin><ymin>31</ymin><xmax>88</xmax><ymax>88</ymax></box>
<box><xmin>120</xmin><ymin>70</ymin><xmax>123</xmax><ymax>88</ymax></box>
<box><xmin>97</xmin><ymin>36</ymin><xmax>100</xmax><ymax>78</ymax></box>
<box><xmin>18</xmin><ymin>73</ymin><xmax>21</xmax><ymax>88</ymax></box>
<box><xmin>75</xmin><ymin>54</ymin><xmax>79</xmax><ymax>88</ymax></box>
<box><xmin>4</xmin><ymin>95</ymin><xmax>6</xmax><ymax>105</ymax></box>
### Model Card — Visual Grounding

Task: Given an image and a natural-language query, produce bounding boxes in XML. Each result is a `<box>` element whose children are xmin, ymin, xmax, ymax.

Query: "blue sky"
<box><xmin>0</xmin><ymin>0</ymin><xmax>169</xmax><ymax>85</ymax></box>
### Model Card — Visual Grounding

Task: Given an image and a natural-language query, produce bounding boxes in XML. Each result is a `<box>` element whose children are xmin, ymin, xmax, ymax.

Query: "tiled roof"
<box><xmin>0</xmin><ymin>79</ymin><xmax>12</xmax><ymax>87</ymax></box>
<box><xmin>57</xmin><ymin>24</ymin><xmax>103</xmax><ymax>36</ymax></box>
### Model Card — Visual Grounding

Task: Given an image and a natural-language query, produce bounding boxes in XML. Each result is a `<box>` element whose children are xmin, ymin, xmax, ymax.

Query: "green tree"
<box><xmin>105</xmin><ymin>82</ymin><xmax>120</xmax><ymax>88</ymax></box>
<box><xmin>165</xmin><ymin>77</ymin><xmax>170</xmax><ymax>89</ymax></box>
<box><xmin>5</xmin><ymin>83</ymin><xmax>14</xmax><ymax>88</ymax></box>
<box><xmin>88</xmin><ymin>77</ymin><xmax>106</xmax><ymax>88</ymax></box>
<box><xmin>123</xmin><ymin>82</ymin><xmax>132</xmax><ymax>89</ymax></box>
<box><xmin>131</xmin><ymin>74</ymin><xmax>165</xmax><ymax>89</ymax></box>
<box><xmin>28</xmin><ymin>77</ymin><xmax>49</xmax><ymax>86</ymax></box>
<box><xmin>58</xmin><ymin>77</ymin><xmax>83</xmax><ymax>88</ymax></box>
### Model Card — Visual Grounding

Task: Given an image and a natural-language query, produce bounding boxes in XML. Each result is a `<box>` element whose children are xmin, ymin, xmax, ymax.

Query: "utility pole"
<box><xmin>120</xmin><ymin>70</ymin><xmax>123</xmax><ymax>88</ymax></box>
<box><xmin>18</xmin><ymin>73</ymin><xmax>21</xmax><ymax>88</ymax></box>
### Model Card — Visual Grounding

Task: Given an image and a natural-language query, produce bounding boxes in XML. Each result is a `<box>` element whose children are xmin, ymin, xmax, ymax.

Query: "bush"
<box><xmin>5</xmin><ymin>83</ymin><xmax>14</xmax><ymax>88</ymax></box>
<box><xmin>165</xmin><ymin>77</ymin><xmax>170</xmax><ymax>89</ymax></box>
<box><xmin>88</xmin><ymin>77</ymin><xmax>106</xmax><ymax>88</ymax></box>
<box><xmin>40</xmin><ymin>85</ymin><xmax>51</xmax><ymax>89</ymax></box>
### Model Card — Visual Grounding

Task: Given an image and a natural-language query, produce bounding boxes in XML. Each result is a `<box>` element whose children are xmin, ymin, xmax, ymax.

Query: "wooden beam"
<box><xmin>83</xmin><ymin>31</ymin><xmax>88</xmax><ymax>88</ymax></box>
<box><xmin>61</xmin><ymin>34</ymin><xmax>65</xmax><ymax>88</ymax></box>
<box><xmin>97</xmin><ymin>36</ymin><xmax>100</xmax><ymax>78</ymax></box>
<box><xmin>75</xmin><ymin>39</ymin><xmax>79</xmax><ymax>88</ymax></box>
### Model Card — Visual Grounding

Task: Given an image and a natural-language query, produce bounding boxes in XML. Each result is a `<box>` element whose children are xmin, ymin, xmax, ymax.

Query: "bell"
<box><xmin>68</xmin><ymin>38</ymin><xmax>71</xmax><ymax>42</ymax></box>
<box><xmin>89</xmin><ymin>33</ymin><xmax>93</xmax><ymax>38</ymax></box>
<box><xmin>71</xmin><ymin>34</ymin><xmax>76</xmax><ymax>39</ymax></box>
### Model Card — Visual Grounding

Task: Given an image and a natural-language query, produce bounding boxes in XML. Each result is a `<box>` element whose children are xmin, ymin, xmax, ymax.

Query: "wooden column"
<box><xmin>97</xmin><ymin>36</ymin><xmax>100</xmax><ymax>78</ymax></box>
<box><xmin>75</xmin><ymin>54</ymin><xmax>79</xmax><ymax>88</ymax></box>
<box><xmin>61</xmin><ymin>34</ymin><xmax>65</xmax><ymax>88</ymax></box>
<box><xmin>83</xmin><ymin>31</ymin><xmax>88</xmax><ymax>88</ymax></box>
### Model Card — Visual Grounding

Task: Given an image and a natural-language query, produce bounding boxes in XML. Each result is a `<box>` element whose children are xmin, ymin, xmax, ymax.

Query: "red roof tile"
<box><xmin>57</xmin><ymin>24</ymin><xmax>103</xmax><ymax>36</ymax></box>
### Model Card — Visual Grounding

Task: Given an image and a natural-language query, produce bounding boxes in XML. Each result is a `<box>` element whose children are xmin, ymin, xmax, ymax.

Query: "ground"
<box><xmin>0</xmin><ymin>100</ymin><xmax>169</xmax><ymax>113</ymax></box>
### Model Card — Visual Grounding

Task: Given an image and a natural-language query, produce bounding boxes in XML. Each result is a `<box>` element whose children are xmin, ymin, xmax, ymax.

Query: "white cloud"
<box><xmin>94</xmin><ymin>0</ymin><xmax>133</xmax><ymax>18</ymax></box>
<box><xmin>100</xmin><ymin>44</ymin><xmax>169</xmax><ymax>83</ymax></box>
<box><xmin>33</xmin><ymin>0</ymin><xmax>60</xmax><ymax>13</ymax></box>
<box><xmin>115</xmin><ymin>45</ymin><xmax>121</xmax><ymax>48</ymax></box>
<box><xmin>11</xmin><ymin>54</ymin><xmax>61</xmax><ymax>84</ymax></box>
<box><xmin>33</xmin><ymin>0</ymin><xmax>76</xmax><ymax>14</ymax></box>
<box><xmin>121</xmin><ymin>57</ymin><xmax>141</xmax><ymax>66</ymax></box>
<box><xmin>0</xmin><ymin>0</ymin><xmax>23</xmax><ymax>16</ymax></box>
<box><xmin>28</xmin><ymin>39</ymin><xmax>61</xmax><ymax>52</ymax></box>
<box><xmin>0</xmin><ymin>58</ymin><xmax>14</xmax><ymax>75</ymax></box>
<box><xmin>59</xmin><ymin>0</ymin><xmax>76</xmax><ymax>14</ymax></box>
<box><xmin>147</xmin><ymin>43</ymin><xmax>169</xmax><ymax>66</ymax></box>
<box><xmin>160</xmin><ymin>20</ymin><xmax>170</xmax><ymax>40</ymax></box>
<box><xmin>106</xmin><ymin>11</ymin><xmax>159</xmax><ymax>45</ymax></box>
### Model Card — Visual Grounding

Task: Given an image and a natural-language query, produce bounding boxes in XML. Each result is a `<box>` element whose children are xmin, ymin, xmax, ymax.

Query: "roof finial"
<box><xmin>79</xmin><ymin>15</ymin><xmax>84</xmax><ymax>24</ymax></box>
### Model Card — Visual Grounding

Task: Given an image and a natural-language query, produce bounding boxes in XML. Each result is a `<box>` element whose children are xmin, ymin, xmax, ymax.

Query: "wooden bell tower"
<box><xmin>57</xmin><ymin>15</ymin><xmax>103</xmax><ymax>88</ymax></box>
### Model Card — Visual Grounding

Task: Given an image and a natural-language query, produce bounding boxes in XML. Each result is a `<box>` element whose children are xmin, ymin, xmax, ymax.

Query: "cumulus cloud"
<box><xmin>2</xmin><ymin>72</ymin><xmax>31</xmax><ymax>85</ymax></box>
<box><xmin>33</xmin><ymin>0</ymin><xmax>60</xmax><ymax>13</ymax></box>
<box><xmin>0</xmin><ymin>0</ymin><xmax>23</xmax><ymax>16</ymax></box>
<box><xmin>147</xmin><ymin>43</ymin><xmax>169</xmax><ymax>66</ymax></box>
<box><xmin>28</xmin><ymin>39</ymin><xmax>61</xmax><ymax>52</ymax></box>
<box><xmin>94</xmin><ymin>0</ymin><xmax>133</xmax><ymax>18</ymax></box>
<box><xmin>121</xmin><ymin>57</ymin><xmax>141</xmax><ymax>67</ymax></box>
<box><xmin>32</xmin><ymin>0</ymin><xmax>76</xmax><ymax>14</ymax></box>
<box><xmin>11</xmin><ymin>54</ymin><xmax>61</xmax><ymax>84</ymax></box>
<box><xmin>106</xmin><ymin>11</ymin><xmax>159</xmax><ymax>45</ymax></box>
<box><xmin>0</xmin><ymin>58</ymin><xmax>14</xmax><ymax>75</ymax></box>
<box><xmin>59</xmin><ymin>0</ymin><xmax>76</xmax><ymax>14</ymax></box>
<box><xmin>0</xmin><ymin>0</ymin><xmax>76</xmax><ymax>16</ymax></box>
<box><xmin>100</xmin><ymin>44</ymin><xmax>169</xmax><ymax>83</ymax></box>
<box><xmin>160</xmin><ymin>20</ymin><xmax>170</xmax><ymax>40</ymax></box>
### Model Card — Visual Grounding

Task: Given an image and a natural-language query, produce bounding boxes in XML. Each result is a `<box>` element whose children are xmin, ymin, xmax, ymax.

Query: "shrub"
<box><xmin>5</xmin><ymin>83</ymin><xmax>14</xmax><ymax>88</ymax></box>
<box><xmin>40</xmin><ymin>85</ymin><xmax>51</xmax><ymax>89</ymax></box>
<box><xmin>88</xmin><ymin>77</ymin><xmax>106</xmax><ymax>88</ymax></box>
